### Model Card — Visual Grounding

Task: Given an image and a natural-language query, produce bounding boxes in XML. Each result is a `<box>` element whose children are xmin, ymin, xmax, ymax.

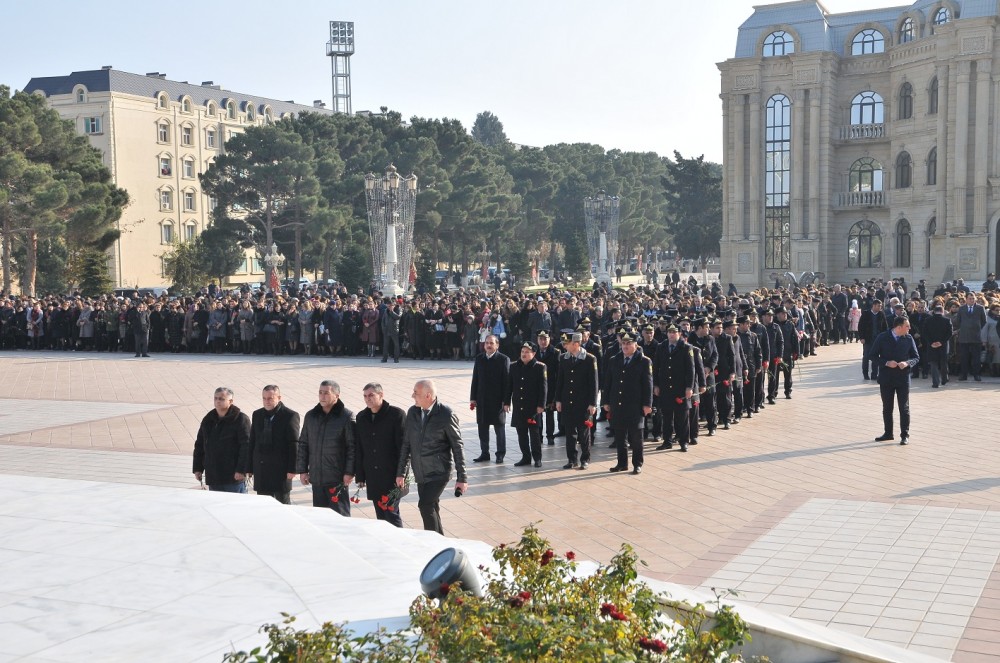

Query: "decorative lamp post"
<box><xmin>264</xmin><ymin>242</ymin><xmax>285</xmax><ymax>293</ymax></box>
<box><xmin>583</xmin><ymin>190</ymin><xmax>621</xmax><ymax>286</ymax></box>
<box><xmin>364</xmin><ymin>164</ymin><xmax>417</xmax><ymax>297</ymax></box>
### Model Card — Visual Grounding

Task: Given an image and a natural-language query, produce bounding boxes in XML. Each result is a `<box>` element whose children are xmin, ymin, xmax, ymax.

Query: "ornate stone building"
<box><xmin>24</xmin><ymin>68</ymin><xmax>332</xmax><ymax>288</ymax></box>
<box><xmin>718</xmin><ymin>0</ymin><xmax>1000</xmax><ymax>289</ymax></box>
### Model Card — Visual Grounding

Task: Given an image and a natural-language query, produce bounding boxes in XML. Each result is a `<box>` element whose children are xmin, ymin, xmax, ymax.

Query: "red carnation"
<box><xmin>639</xmin><ymin>637</ymin><xmax>668</xmax><ymax>653</ymax></box>
<box><xmin>793</xmin><ymin>354</ymin><xmax>798</xmax><ymax>361</ymax></box>
<box><xmin>775</xmin><ymin>357</ymin><xmax>782</xmax><ymax>364</ymax></box>
<box><xmin>331</xmin><ymin>495</ymin><xmax>339</xmax><ymax>503</ymax></box>
<box><xmin>762</xmin><ymin>361</ymin><xmax>769</xmax><ymax>368</ymax></box>
<box><xmin>565</xmin><ymin>551</ymin><xmax>576</xmax><ymax>560</ymax></box>
<box><xmin>469</xmin><ymin>403</ymin><xmax>476</xmax><ymax>410</ymax></box>
<box><xmin>744</xmin><ymin>379</ymin><xmax>750</xmax><ymax>385</ymax></box>
<box><xmin>526</xmin><ymin>418</ymin><xmax>537</xmax><ymax>425</ymax></box>
<box><xmin>714</xmin><ymin>369</ymin><xmax>719</xmax><ymax>376</ymax></box>
<box><xmin>518</xmin><ymin>590</ymin><xmax>532</xmax><ymax>601</ymax></box>
<box><xmin>722</xmin><ymin>380</ymin><xmax>730</xmax><ymax>386</ymax></box>
<box><xmin>584</xmin><ymin>420</ymin><xmax>594</xmax><ymax>429</ymax></box>
<box><xmin>600</xmin><ymin>602</ymin><xmax>616</xmax><ymax>617</ymax></box>
<box><xmin>540</xmin><ymin>549</ymin><xmax>555</xmax><ymax>565</ymax></box>
<box><xmin>675</xmin><ymin>397</ymin><xmax>684</xmax><ymax>404</ymax></box>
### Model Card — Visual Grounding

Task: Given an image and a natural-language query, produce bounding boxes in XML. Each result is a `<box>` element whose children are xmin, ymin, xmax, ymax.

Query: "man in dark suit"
<box><xmin>130</xmin><ymin>302</ymin><xmax>151</xmax><ymax>357</ymax></box>
<box><xmin>470</xmin><ymin>334</ymin><xmax>511</xmax><ymax>463</ymax></box>
<box><xmin>653</xmin><ymin>325</ymin><xmax>695</xmax><ymax>452</ymax></box>
<box><xmin>535</xmin><ymin>331</ymin><xmax>560</xmax><ymax>445</ymax></box>
<box><xmin>871</xmin><ymin>315</ymin><xmax>920</xmax><ymax>445</ymax></box>
<box><xmin>858</xmin><ymin>299</ymin><xmax>889</xmax><ymax>380</ymax></box>
<box><xmin>688</xmin><ymin>319</ymin><xmax>718</xmax><ymax>435</ymax></box>
<box><xmin>737</xmin><ymin>316</ymin><xmax>762</xmax><ymax>419</ymax></box>
<box><xmin>380</xmin><ymin>300</ymin><xmax>402</xmax><ymax>363</ymax></box>
<box><xmin>920</xmin><ymin>305</ymin><xmax>954</xmax><ymax>388</ymax></box>
<box><xmin>248</xmin><ymin>385</ymin><xmax>301</xmax><ymax>504</ymax></box>
<box><xmin>356</xmin><ymin>382</ymin><xmax>406</xmax><ymax>527</ymax></box>
<box><xmin>638</xmin><ymin>325</ymin><xmax>662</xmax><ymax>442</ymax></box>
<box><xmin>507</xmin><ymin>341</ymin><xmax>548</xmax><ymax>468</ymax></box>
<box><xmin>955</xmin><ymin>292</ymin><xmax>987</xmax><ymax>381</ymax></box>
<box><xmin>555</xmin><ymin>332</ymin><xmax>599</xmax><ymax>470</ymax></box>
<box><xmin>605</xmin><ymin>331</ymin><xmax>653</xmax><ymax>473</ymax></box>
<box><xmin>774</xmin><ymin>308</ymin><xmax>800</xmax><ymax>399</ymax></box>
<box><xmin>714</xmin><ymin>319</ymin><xmax>737</xmax><ymax>429</ymax></box>
<box><xmin>397</xmin><ymin>379</ymin><xmax>466</xmax><ymax>534</ymax></box>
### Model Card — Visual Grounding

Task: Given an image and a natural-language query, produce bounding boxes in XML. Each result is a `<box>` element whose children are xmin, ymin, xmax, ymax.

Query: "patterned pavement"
<box><xmin>0</xmin><ymin>344</ymin><xmax>998</xmax><ymax>661</ymax></box>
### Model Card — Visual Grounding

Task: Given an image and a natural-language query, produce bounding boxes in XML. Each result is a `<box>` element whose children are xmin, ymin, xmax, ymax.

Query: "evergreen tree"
<box><xmin>661</xmin><ymin>152</ymin><xmax>723</xmax><ymax>268</ymax></box>
<box><xmin>334</xmin><ymin>242</ymin><xmax>372</xmax><ymax>292</ymax></box>
<box><xmin>77</xmin><ymin>248</ymin><xmax>112</xmax><ymax>296</ymax></box>
<box><xmin>471</xmin><ymin>111</ymin><xmax>510</xmax><ymax>149</ymax></box>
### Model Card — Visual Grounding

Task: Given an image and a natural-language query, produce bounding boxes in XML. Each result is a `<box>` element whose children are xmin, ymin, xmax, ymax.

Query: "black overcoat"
<box><xmin>604</xmin><ymin>348</ymin><xmax>653</xmax><ymax>427</ymax></box>
<box><xmin>355</xmin><ymin>402</ymin><xmax>406</xmax><ymax>502</ymax></box>
<box><xmin>507</xmin><ymin>358</ymin><xmax>547</xmax><ymax>426</ymax></box>
<box><xmin>470</xmin><ymin>352</ymin><xmax>512</xmax><ymax>426</ymax></box>
<box><xmin>248</xmin><ymin>402</ymin><xmax>301</xmax><ymax>494</ymax></box>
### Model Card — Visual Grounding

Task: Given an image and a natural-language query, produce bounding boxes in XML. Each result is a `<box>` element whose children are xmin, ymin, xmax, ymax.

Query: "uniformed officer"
<box><xmin>638</xmin><ymin>324</ymin><xmax>661</xmax><ymax>442</ymax></box>
<box><xmin>605</xmin><ymin>331</ymin><xmax>653</xmax><ymax>473</ymax></box>
<box><xmin>535</xmin><ymin>331</ymin><xmax>560</xmax><ymax>445</ymax></box>
<box><xmin>760</xmin><ymin>309</ymin><xmax>784</xmax><ymax>404</ymax></box>
<box><xmin>737</xmin><ymin>316</ymin><xmax>762</xmax><ymax>419</ymax></box>
<box><xmin>688</xmin><ymin>318</ymin><xmax>719</xmax><ymax>436</ymax></box>
<box><xmin>653</xmin><ymin>324</ymin><xmax>696</xmax><ymax>451</ymax></box>
<box><xmin>689</xmin><ymin>342</ymin><xmax>706</xmax><ymax>445</ymax></box>
<box><xmin>554</xmin><ymin>332</ymin><xmax>599</xmax><ymax>470</ymax></box>
<box><xmin>748</xmin><ymin>308</ymin><xmax>771</xmax><ymax>412</ymax></box>
<box><xmin>714</xmin><ymin>319</ymin><xmax>737</xmax><ymax>429</ymax></box>
<box><xmin>507</xmin><ymin>341</ymin><xmax>548</xmax><ymax>468</ymax></box>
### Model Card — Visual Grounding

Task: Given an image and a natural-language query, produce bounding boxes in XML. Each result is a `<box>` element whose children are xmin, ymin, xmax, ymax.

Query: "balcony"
<box><xmin>837</xmin><ymin>190</ymin><xmax>886</xmax><ymax>208</ymax></box>
<box><xmin>838</xmin><ymin>123</ymin><xmax>886</xmax><ymax>140</ymax></box>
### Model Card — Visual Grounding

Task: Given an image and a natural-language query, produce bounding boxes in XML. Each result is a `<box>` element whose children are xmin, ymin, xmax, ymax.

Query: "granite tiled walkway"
<box><xmin>1</xmin><ymin>345</ymin><xmax>998</xmax><ymax>661</ymax></box>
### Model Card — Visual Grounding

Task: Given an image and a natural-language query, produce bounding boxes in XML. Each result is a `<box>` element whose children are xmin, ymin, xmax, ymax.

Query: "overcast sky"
<box><xmin>3</xmin><ymin>0</ymin><xmax>877</xmax><ymax>163</ymax></box>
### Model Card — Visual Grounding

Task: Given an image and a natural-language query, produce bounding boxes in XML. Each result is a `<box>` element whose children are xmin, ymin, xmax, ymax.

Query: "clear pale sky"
<box><xmin>2</xmin><ymin>0</ymin><xmax>877</xmax><ymax>163</ymax></box>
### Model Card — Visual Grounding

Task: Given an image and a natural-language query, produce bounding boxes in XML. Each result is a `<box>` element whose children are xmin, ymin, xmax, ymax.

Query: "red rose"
<box><xmin>675</xmin><ymin>397</ymin><xmax>684</xmax><ymax>404</ymax></box>
<box><xmin>639</xmin><ymin>637</ymin><xmax>668</xmax><ymax>653</ymax></box>
<box><xmin>565</xmin><ymin>551</ymin><xmax>576</xmax><ymax>560</ymax></box>
<box><xmin>584</xmin><ymin>420</ymin><xmax>594</xmax><ymax>429</ymax></box>
<box><xmin>518</xmin><ymin>590</ymin><xmax>532</xmax><ymax>601</ymax></box>
<box><xmin>541</xmin><ymin>549</ymin><xmax>555</xmax><ymax>565</ymax></box>
<box><xmin>469</xmin><ymin>403</ymin><xmax>476</xmax><ymax>410</ymax></box>
<box><xmin>722</xmin><ymin>380</ymin><xmax>730</xmax><ymax>386</ymax></box>
<box><xmin>600</xmin><ymin>602</ymin><xmax>616</xmax><ymax>617</ymax></box>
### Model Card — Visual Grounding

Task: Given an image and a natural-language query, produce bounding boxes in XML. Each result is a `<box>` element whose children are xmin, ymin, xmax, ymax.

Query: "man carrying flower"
<box><xmin>506</xmin><ymin>341</ymin><xmax>547</xmax><ymax>468</ymax></box>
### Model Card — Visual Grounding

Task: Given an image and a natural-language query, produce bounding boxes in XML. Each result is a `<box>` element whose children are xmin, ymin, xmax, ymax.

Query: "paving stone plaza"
<box><xmin>1</xmin><ymin>346</ymin><xmax>998</xmax><ymax>661</ymax></box>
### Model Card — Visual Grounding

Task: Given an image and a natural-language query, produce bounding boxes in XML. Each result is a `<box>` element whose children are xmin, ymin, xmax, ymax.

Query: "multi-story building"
<box><xmin>24</xmin><ymin>68</ymin><xmax>332</xmax><ymax>288</ymax></box>
<box><xmin>719</xmin><ymin>0</ymin><xmax>1000</xmax><ymax>289</ymax></box>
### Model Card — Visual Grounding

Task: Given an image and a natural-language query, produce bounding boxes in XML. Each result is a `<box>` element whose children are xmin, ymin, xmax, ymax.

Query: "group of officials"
<box><xmin>469</xmin><ymin>301</ymin><xmax>807</xmax><ymax>476</ymax></box>
<box><xmin>192</xmin><ymin>379</ymin><xmax>466</xmax><ymax>535</ymax></box>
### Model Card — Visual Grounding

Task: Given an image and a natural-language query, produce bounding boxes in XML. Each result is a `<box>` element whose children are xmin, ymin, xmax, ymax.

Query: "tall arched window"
<box><xmin>898</xmin><ymin>83</ymin><xmax>913</xmax><ymax>120</ymax></box>
<box><xmin>848</xmin><ymin>220</ymin><xmax>883</xmax><ymax>268</ymax></box>
<box><xmin>928</xmin><ymin>77</ymin><xmax>939</xmax><ymax>114</ymax></box>
<box><xmin>927</xmin><ymin>147</ymin><xmax>937</xmax><ymax>185</ymax></box>
<box><xmin>926</xmin><ymin>217</ymin><xmax>936</xmax><ymax>268</ymax></box>
<box><xmin>763</xmin><ymin>31</ymin><xmax>794</xmax><ymax>56</ymax></box>
<box><xmin>933</xmin><ymin>7</ymin><xmax>951</xmax><ymax>28</ymax></box>
<box><xmin>850</xmin><ymin>157</ymin><xmax>884</xmax><ymax>192</ymax></box>
<box><xmin>764</xmin><ymin>94</ymin><xmax>791</xmax><ymax>269</ymax></box>
<box><xmin>896</xmin><ymin>152</ymin><xmax>912</xmax><ymax>189</ymax></box>
<box><xmin>852</xmin><ymin>29</ymin><xmax>885</xmax><ymax>55</ymax></box>
<box><xmin>896</xmin><ymin>219</ymin><xmax>912</xmax><ymax>268</ymax></box>
<box><xmin>851</xmin><ymin>91</ymin><xmax>884</xmax><ymax>125</ymax></box>
<box><xmin>899</xmin><ymin>17</ymin><xmax>916</xmax><ymax>43</ymax></box>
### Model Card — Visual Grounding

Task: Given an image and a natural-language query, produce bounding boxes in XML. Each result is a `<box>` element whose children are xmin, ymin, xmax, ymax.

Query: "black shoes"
<box><xmin>974</xmin><ymin>376</ymin><xmax>982</xmax><ymax>382</ymax></box>
<box><xmin>546</xmin><ymin>437</ymin><xmax>555</xmax><ymax>446</ymax></box>
<box><xmin>655</xmin><ymin>442</ymin><xmax>672</xmax><ymax>450</ymax></box>
<box><xmin>533</xmin><ymin>460</ymin><xmax>542</xmax><ymax>467</ymax></box>
<box><xmin>785</xmin><ymin>394</ymin><xmax>792</xmax><ymax>399</ymax></box>
<box><xmin>562</xmin><ymin>462</ymin><xmax>578</xmax><ymax>469</ymax></box>
<box><xmin>688</xmin><ymin>440</ymin><xmax>698</xmax><ymax>445</ymax></box>
<box><xmin>707</xmin><ymin>429</ymin><xmax>715</xmax><ymax>436</ymax></box>
<box><xmin>495</xmin><ymin>456</ymin><xmax>504</xmax><ymax>464</ymax></box>
<box><xmin>609</xmin><ymin>465</ymin><xmax>628</xmax><ymax>473</ymax></box>
<box><xmin>722</xmin><ymin>422</ymin><xmax>729</xmax><ymax>430</ymax></box>
<box><xmin>875</xmin><ymin>434</ymin><xmax>894</xmax><ymax>442</ymax></box>
<box><xmin>679</xmin><ymin>445</ymin><xmax>688</xmax><ymax>453</ymax></box>
<box><xmin>632</xmin><ymin>466</ymin><xmax>642</xmax><ymax>475</ymax></box>
<box><xmin>767</xmin><ymin>397</ymin><xmax>775</xmax><ymax>405</ymax></box>
<box><xmin>514</xmin><ymin>458</ymin><xmax>531</xmax><ymax>467</ymax></box>
<box><xmin>472</xmin><ymin>455</ymin><xmax>490</xmax><ymax>463</ymax></box>
<box><xmin>579</xmin><ymin>462</ymin><xmax>589</xmax><ymax>470</ymax></box>
<box><xmin>899</xmin><ymin>437</ymin><xmax>908</xmax><ymax>446</ymax></box>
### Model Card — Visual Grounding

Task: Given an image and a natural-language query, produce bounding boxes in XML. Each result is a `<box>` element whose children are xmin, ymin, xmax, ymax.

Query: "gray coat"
<box><xmin>955</xmin><ymin>304</ymin><xmax>986</xmax><ymax>343</ymax></box>
<box><xmin>296</xmin><ymin>400</ymin><xmax>356</xmax><ymax>488</ymax></box>
<box><xmin>398</xmin><ymin>400</ymin><xmax>466</xmax><ymax>484</ymax></box>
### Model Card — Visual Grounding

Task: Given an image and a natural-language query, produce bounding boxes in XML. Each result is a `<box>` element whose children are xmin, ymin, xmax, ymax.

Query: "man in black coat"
<box><xmin>130</xmin><ymin>302</ymin><xmax>151</xmax><ymax>357</ymax></box>
<box><xmin>689</xmin><ymin>319</ymin><xmax>718</xmax><ymax>435</ymax></box>
<box><xmin>507</xmin><ymin>341</ymin><xmax>548</xmax><ymax>468</ymax></box>
<box><xmin>920</xmin><ymin>304</ymin><xmax>954</xmax><ymax>388</ymax></box>
<box><xmin>535</xmin><ymin>331</ymin><xmax>560</xmax><ymax>445</ymax></box>
<box><xmin>858</xmin><ymin>300</ymin><xmax>889</xmax><ymax>380</ymax></box>
<box><xmin>470</xmin><ymin>334</ymin><xmax>511</xmax><ymax>463</ymax></box>
<box><xmin>248</xmin><ymin>385</ymin><xmax>301</xmax><ymax>504</ymax></box>
<box><xmin>737</xmin><ymin>316</ymin><xmax>762</xmax><ymax>418</ymax></box>
<box><xmin>380</xmin><ymin>300</ymin><xmax>402</xmax><ymax>363</ymax></box>
<box><xmin>774</xmin><ymin>308</ymin><xmax>800</xmax><ymax>399</ymax></box>
<box><xmin>749</xmin><ymin>309</ymin><xmax>771</xmax><ymax>411</ymax></box>
<box><xmin>871</xmin><ymin>316</ymin><xmax>920</xmax><ymax>445</ymax></box>
<box><xmin>356</xmin><ymin>382</ymin><xmax>406</xmax><ymax>527</ymax></box>
<box><xmin>713</xmin><ymin>320</ymin><xmax>737</xmax><ymax>429</ymax></box>
<box><xmin>653</xmin><ymin>325</ymin><xmax>695</xmax><ymax>452</ymax></box>
<box><xmin>193</xmin><ymin>386</ymin><xmax>251</xmax><ymax>492</ymax></box>
<box><xmin>296</xmin><ymin>380</ymin><xmax>356</xmax><ymax>516</ymax></box>
<box><xmin>555</xmin><ymin>332</ymin><xmax>599</xmax><ymax>470</ymax></box>
<box><xmin>606</xmin><ymin>331</ymin><xmax>653</xmax><ymax>472</ymax></box>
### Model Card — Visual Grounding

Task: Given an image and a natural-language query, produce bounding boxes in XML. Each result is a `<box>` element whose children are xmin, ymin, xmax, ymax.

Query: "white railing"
<box><xmin>839</xmin><ymin>123</ymin><xmax>886</xmax><ymax>140</ymax></box>
<box><xmin>837</xmin><ymin>190</ymin><xmax>886</xmax><ymax>207</ymax></box>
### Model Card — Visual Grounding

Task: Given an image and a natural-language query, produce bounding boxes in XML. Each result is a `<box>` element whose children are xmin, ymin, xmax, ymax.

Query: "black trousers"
<box><xmin>134</xmin><ymin>331</ymin><xmax>149</xmax><ymax>356</ymax></box>
<box><xmin>514</xmin><ymin>422</ymin><xmax>542</xmax><ymax>461</ymax></box>
<box><xmin>716</xmin><ymin>381</ymin><xmax>733</xmax><ymax>422</ymax></box>
<box><xmin>543</xmin><ymin>406</ymin><xmax>557</xmax><ymax>439</ymax></box>
<box><xmin>613</xmin><ymin>425</ymin><xmax>643</xmax><ymax>468</ymax></box>
<box><xmin>417</xmin><ymin>478</ymin><xmax>448</xmax><ymax>534</ymax></box>
<box><xmin>754</xmin><ymin>369</ymin><xmax>766</xmax><ymax>408</ymax></box>
<box><xmin>777</xmin><ymin>362</ymin><xmax>793</xmax><ymax>395</ymax></box>
<box><xmin>374</xmin><ymin>500</ymin><xmax>403</xmax><ymax>527</ymax></box>
<box><xmin>879</xmin><ymin>382</ymin><xmax>910</xmax><ymax>437</ymax></box>
<box><xmin>382</xmin><ymin>333</ymin><xmax>400</xmax><ymax>360</ymax></box>
<box><xmin>958</xmin><ymin>342</ymin><xmax>982</xmax><ymax>378</ymax></box>
<box><xmin>660</xmin><ymin>399</ymin><xmax>690</xmax><ymax>446</ymax></box>
<box><xmin>257</xmin><ymin>488</ymin><xmax>291</xmax><ymax>504</ymax></box>
<box><xmin>701</xmin><ymin>380</ymin><xmax>717</xmax><ymax>430</ymax></box>
<box><xmin>312</xmin><ymin>483</ymin><xmax>350</xmax><ymax>517</ymax></box>
<box><xmin>477</xmin><ymin>418</ymin><xmax>507</xmax><ymax>458</ymax></box>
<box><xmin>565</xmin><ymin>418</ymin><xmax>592</xmax><ymax>464</ymax></box>
<box><xmin>927</xmin><ymin>346</ymin><xmax>949</xmax><ymax>386</ymax></box>
<box><xmin>688</xmin><ymin>401</ymin><xmax>701</xmax><ymax>441</ymax></box>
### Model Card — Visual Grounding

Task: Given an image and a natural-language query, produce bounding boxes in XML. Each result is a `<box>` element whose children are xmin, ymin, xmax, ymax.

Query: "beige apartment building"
<box><xmin>24</xmin><ymin>68</ymin><xmax>332</xmax><ymax>288</ymax></box>
<box><xmin>718</xmin><ymin>0</ymin><xmax>1000</xmax><ymax>289</ymax></box>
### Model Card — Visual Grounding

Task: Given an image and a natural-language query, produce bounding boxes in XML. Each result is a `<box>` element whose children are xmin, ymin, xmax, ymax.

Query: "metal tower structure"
<box><xmin>326</xmin><ymin>21</ymin><xmax>354</xmax><ymax>115</ymax></box>
<box><xmin>583</xmin><ymin>190</ymin><xmax>621</xmax><ymax>286</ymax></box>
<box><xmin>365</xmin><ymin>164</ymin><xmax>418</xmax><ymax>296</ymax></box>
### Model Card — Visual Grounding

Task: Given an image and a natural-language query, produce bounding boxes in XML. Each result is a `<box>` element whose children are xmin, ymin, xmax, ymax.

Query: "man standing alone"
<box><xmin>193</xmin><ymin>387</ymin><xmax>251</xmax><ymax>492</ymax></box>
<box><xmin>248</xmin><ymin>385</ymin><xmax>300</xmax><ymax>504</ymax></box>
<box><xmin>297</xmin><ymin>380</ymin><xmax>356</xmax><ymax>515</ymax></box>
<box><xmin>398</xmin><ymin>379</ymin><xmax>467</xmax><ymax>534</ymax></box>
<box><xmin>871</xmin><ymin>316</ymin><xmax>920</xmax><ymax>445</ymax></box>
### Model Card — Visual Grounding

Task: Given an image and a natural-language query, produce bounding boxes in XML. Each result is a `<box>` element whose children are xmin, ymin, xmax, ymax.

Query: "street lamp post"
<box><xmin>583</xmin><ymin>190</ymin><xmax>621</xmax><ymax>287</ymax></box>
<box><xmin>263</xmin><ymin>242</ymin><xmax>285</xmax><ymax>293</ymax></box>
<box><xmin>364</xmin><ymin>164</ymin><xmax>417</xmax><ymax>297</ymax></box>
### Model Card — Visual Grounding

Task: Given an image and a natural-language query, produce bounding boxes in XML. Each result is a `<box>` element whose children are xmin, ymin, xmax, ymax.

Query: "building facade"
<box><xmin>24</xmin><ymin>68</ymin><xmax>331</xmax><ymax>288</ymax></box>
<box><xmin>719</xmin><ymin>0</ymin><xmax>1000</xmax><ymax>289</ymax></box>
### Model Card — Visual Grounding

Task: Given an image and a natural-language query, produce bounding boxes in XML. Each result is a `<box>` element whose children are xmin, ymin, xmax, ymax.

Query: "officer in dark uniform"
<box><xmin>604</xmin><ymin>331</ymin><xmax>652</xmax><ymax>473</ymax></box>
<box><xmin>554</xmin><ymin>332</ymin><xmax>599</xmax><ymax>470</ymax></box>
<box><xmin>689</xmin><ymin>342</ymin><xmax>706</xmax><ymax>445</ymax></box>
<box><xmin>737</xmin><ymin>316</ymin><xmax>762</xmax><ymax>419</ymax></box>
<box><xmin>688</xmin><ymin>318</ymin><xmax>719</xmax><ymax>436</ymax></box>
<box><xmin>507</xmin><ymin>341</ymin><xmax>548</xmax><ymax>467</ymax></box>
<box><xmin>535</xmin><ymin>331</ymin><xmax>560</xmax><ymax>444</ymax></box>
<box><xmin>775</xmin><ymin>308</ymin><xmax>800</xmax><ymax>399</ymax></box>
<box><xmin>714</xmin><ymin>319</ymin><xmax>737</xmax><ymax>429</ymax></box>
<box><xmin>637</xmin><ymin>324</ymin><xmax>661</xmax><ymax>441</ymax></box>
<box><xmin>760</xmin><ymin>309</ymin><xmax>784</xmax><ymax>404</ymax></box>
<box><xmin>748</xmin><ymin>309</ymin><xmax>770</xmax><ymax>412</ymax></box>
<box><xmin>653</xmin><ymin>324</ymin><xmax>696</xmax><ymax>451</ymax></box>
